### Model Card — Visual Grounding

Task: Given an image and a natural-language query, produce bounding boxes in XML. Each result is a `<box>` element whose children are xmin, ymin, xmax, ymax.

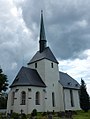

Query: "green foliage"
<box><xmin>0</xmin><ymin>113</ymin><xmax>6</xmax><ymax>119</ymax></box>
<box><xmin>79</xmin><ymin>79</ymin><xmax>90</xmax><ymax>112</ymax></box>
<box><xmin>0</xmin><ymin>67</ymin><xmax>8</xmax><ymax>92</ymax></box>
<box><xmin>73</xmin><ymin>110</ymin><xmax>90</xmax><ymax>119</ymax></box>
<box><xmin>0</xmin><ymin>96</ymin><xmax>7</xmax><ymax>109</ymax></box>
<box><xmin>31</xmin><ymin>109</ymin><xmax>37</xmax><ymax>116</ymax></box>
<box><xmin>42</xmin><ymin>112</ymin><xmax>47</xmax><ymax>116</ymax></box>
<box><xmin>0</xmin><ymin>111</ymin><xmax>90</xmax><ymax>119</ymax></box>
<box><xmin>21</xmin><ymin>113</ymin><xmax>27</xmax><ymax>119</ymax></box>
<box><xmin>11</xmin><ymin>112</ymin><xmax>19</xmax><ymax>119</ymax></box>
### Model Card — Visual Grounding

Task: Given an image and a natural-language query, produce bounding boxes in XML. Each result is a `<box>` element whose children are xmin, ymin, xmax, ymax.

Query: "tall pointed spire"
<box><xmin>39</xmin><ymin>10</ymin><xmax>47</xmax><ymax>53</ymax></box>
<box><xmin>40</xmin><ymin>10</ymin><xmax>46</xmax><ymax>41</ymax></box>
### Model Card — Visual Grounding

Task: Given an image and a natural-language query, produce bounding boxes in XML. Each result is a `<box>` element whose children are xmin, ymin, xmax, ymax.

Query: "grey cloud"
<box><xmin>0</xmin><ymin>0</ymin><xmax>37</xmax><ymax>84</ymax></box>
<box><xmin>20</xmin><ymin>0</ymin><xmax>90</xmax><ymax>60</ymax></box>
<box><xmin>1</xmin><ymin>0</ymin><xmax>90</xmax><ymax>85</ymax></box>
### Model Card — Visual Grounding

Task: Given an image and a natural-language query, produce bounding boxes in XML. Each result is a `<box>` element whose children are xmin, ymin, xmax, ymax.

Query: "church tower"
<box><xmin>28</xmin><ymin>11</ymin><xmax>59</xmax><ymax>83</ymax></box>
<box><xmin>28</xmin><ymin>11</ymin><xmax>62</xmax><ymax>112</ymax></box>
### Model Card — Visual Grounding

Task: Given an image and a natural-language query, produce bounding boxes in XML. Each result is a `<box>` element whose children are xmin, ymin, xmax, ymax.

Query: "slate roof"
<box><xmin>28</xmin><ymin>47</ymin><xmax>58</xmax><ymax>64</ymax></box>
<box><xmin>10</xmin><ymin>67</ymin><xmax>46</xmax><ymax>88</ymax></box>
<box><xmin>59</xmin><ymin>72</ymin><xmax>80</xmax><ymax>89</ymax></box>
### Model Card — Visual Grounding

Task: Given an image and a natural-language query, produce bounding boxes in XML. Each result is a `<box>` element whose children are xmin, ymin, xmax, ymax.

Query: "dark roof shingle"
<box><xmin>59</xmin><ymin>72</ymin><xmax>80</xmax><ymax>89</ymax></box>
<box><xmin>10</xmin><ymin>67</ymin><xmax>46</xmax><ymax>88</ymax></box>
<box><xmin>28</xmin><ymin>47</ymin><xmax>58</xmax><ymax>64</ymax></box>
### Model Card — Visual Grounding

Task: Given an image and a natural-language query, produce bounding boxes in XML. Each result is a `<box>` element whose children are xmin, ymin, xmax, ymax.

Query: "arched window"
<box><xmin>21</xmin><ymin>91</ymin><xmax>26</xmax><ymax>105</ymax></box>
<box><xmin>35</xmin><ymin>91</ymin><xmax>40</xmax><ymax>105</ymax></box>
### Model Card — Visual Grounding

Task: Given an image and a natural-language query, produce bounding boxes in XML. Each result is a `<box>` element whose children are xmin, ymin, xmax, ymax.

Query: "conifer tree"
<box><xmin>0</xmin><ymin>67</ymin><xmax>8</xmax><ymax>92</ymax></box>
<box><xmin>80</xmin><ymin>78</ymin><xmax>90</xmax><ymax>112</ymax></box>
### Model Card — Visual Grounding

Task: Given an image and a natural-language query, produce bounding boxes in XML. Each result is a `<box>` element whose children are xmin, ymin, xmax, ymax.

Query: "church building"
<box><xmin>7</xmin><ymin>11</ymin><xmax>81</xmax><ymax>114</ymax></box>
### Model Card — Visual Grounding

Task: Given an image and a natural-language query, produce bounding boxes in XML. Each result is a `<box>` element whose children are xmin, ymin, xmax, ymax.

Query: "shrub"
<box><xmin>42</xmin><ymin>112</ymin><xmax>47</xmax><ymax>116</ymax></box>
<box><xmin>31</xmin><ymin>109</ymin><xmax>37</xmax><ymax>116</ymax></box>
<box><xmin>11</xmin><ymin>112</ymin><xmax>19</xmax><ymax>119</ymax></box>
<box><xmin>20</xmin><ymin>113</ymin><xmax>27</xmax><ymax>119</ymax></box>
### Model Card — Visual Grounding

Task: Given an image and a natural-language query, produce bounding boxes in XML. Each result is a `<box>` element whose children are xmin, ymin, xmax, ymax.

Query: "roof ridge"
<box><xmin>28</xmin><ymin>47</ymin><xmax>58</xmax><ymax>64</ymax></box>
<box><xmin>24</xmin><ymin>68</ymin><xmax>31</xmax><ymax>84</ymax></box>
<box><xmin>10</xmin><ymin>66</ymin><xmax>46</xmax><ymax>88</ymax></box>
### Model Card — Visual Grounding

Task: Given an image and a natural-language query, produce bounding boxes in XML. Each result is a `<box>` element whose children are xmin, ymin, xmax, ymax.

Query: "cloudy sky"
<box><xmin>0</xmin><ymin>0</ymin><xmax>90</xmax><ymax>95</ymax></box>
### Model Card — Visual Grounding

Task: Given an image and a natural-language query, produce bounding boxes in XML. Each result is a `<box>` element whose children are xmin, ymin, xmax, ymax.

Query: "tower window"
<box><xmin>51</xmin><ymin>63</ymin><xmax>53</xmax><ymax>68</ymax></box>
<box><xmin>35</xmin><ymin>63</ymin><xmax>37</xmax><ymax>68</ymax></box>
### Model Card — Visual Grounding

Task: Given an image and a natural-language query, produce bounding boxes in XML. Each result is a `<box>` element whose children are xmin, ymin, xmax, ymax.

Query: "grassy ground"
<box><xmin>30</xmin><ymin>110</ymin><xmax>90</xmax><ymax>119</ymax></box>
<box><xmin>0</xmin><ymin>110</ymin><xmax>90</xmax><ymax>119</ymax></box>
<box><xmin>73</xmin><ymin>110</ymin><xmax>90</xmax><ymax>119</ymax></box>
<box><xmin>29</xmin><ymin>110</ymin><xmax>90</xmax><ymax>119</ymax></box>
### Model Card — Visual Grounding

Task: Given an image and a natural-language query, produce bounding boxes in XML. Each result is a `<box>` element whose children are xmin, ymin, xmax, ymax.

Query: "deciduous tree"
<box><xmin>0</xmin><ymin>67</ymin><xmax>8</xmax><ymax>92</ymax></box>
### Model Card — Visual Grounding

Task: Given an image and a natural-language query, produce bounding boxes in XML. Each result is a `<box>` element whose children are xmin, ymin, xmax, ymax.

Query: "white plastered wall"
<box><xmin>28</xmin><ymin>59</ymin><xmax>64</xmax><ymax>112</ymax></box>
<box><xmin>7</xmin><ymin>86</ymin><xmax>45</xmax><ymax>114</ymax></box>
<box><xmin>64</xmin><ymin>89</ymin><xmax>81</xmax><ymax>110</ymax></box>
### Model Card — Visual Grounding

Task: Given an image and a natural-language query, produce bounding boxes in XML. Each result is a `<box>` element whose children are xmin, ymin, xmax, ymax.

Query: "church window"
<box><xmin>52</xmin><ymin>92</ymin><xmax>55</xmax><ymax>107</ymax></box>
<box><xmin>28</xmin><ymin>88</ymin><xmax>31</xmax><ymax>91</ymax></box>
<box><xmin>11</xmin><ymin>92</ymin><xmax>15</xmax><ymax>105</ymax></box>
<box><xmin>70</xmin><ymin>89</ymin><xmax>74</xmax><ymax>107</ymax></box>
<box><xmin>35</xmin><ymin>91</ymin><xmax>40</xmax><ymax>105</ymax></box>
<box><xmin>35</xmin><ymin>63</ymin><xmax>37</xmax><ymax>68</ymax></box>
<box><xmin>53</xmin><ymin>84</ymin><xmax>54</xmax><ymax>87</ymax></box>
<box><xmin>51</xmin><ymin>62</ymin><xmax>53</xmax><ymax>68</ymax></box>
<box><xmin>21</xmin><ymin>91</ymin><xmax>26</xmax><ymax>105</ymax></box>
<box><xmin>15</xmin><ymin>89</ymin><xmax>19</xmax><ymax>92</ymax></box>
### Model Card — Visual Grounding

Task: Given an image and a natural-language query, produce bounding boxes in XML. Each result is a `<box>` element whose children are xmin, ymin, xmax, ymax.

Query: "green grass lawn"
<box><xmin>73</xmin><ymin>110</ymin><xmax>90</xmax><ymax>119</ymax></box>
<box><xmin>0</xmin><ymin>110</ymin><xmax>90</xmax><ymax>119</ymax></box>
<box><xmin>30</xmin><ymin>110</ymin><xmax>90</xmax><ymax>119</ymax></box>
<box><xmin>36</xmin><ymin>110</ymin><xmax>90</xmax><ymax>119</ymax></box>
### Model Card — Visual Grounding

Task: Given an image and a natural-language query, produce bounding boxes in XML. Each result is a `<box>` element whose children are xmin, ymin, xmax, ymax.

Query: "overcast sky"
<box><xmin>0</xmin><ymin>0</ymin><xmax>90</xmax><ymax>95</ymax></box>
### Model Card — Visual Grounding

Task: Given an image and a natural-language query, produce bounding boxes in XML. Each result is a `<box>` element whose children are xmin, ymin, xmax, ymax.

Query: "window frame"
<box><xmin>35</xmin><ymin>91</ymin><xmax>40</xmax><ymax>105</ymax></box>
<box><xmin>21</xmin><ymin>91</ymin><xmax>26</xmax><ymax>105</ymax></box>
<box><xmin>51</xmin><ymin>62</ymin><xmax>53</xmax><ymax>68</ymax></box>
<box><xmin>35</xmin><ymin>62</ymin><xmax>37</xmax><ymax>68</ymax></box>
<box><xmin>52</xmin><ymin>92</ymin><xmax>55</xmax><ymax>107</ymax></box>
<box><xmin>70</xmin><ymin>89</ymin><xmax>74</xmax><ymax>107</ymax></box>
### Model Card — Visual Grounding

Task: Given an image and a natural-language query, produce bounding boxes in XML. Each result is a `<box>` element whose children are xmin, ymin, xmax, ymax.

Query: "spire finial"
<box><xmin>41</xmin><ymin>10</ymin><xmax>43</xmax><ymax>14</ymax></box>
<box><xmin>39</xmin><ymin>10</ymin><xmax>47</xmax><ymax>52</ymax></box>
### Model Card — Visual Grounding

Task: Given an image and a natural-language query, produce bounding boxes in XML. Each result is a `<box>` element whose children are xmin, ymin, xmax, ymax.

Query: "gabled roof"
<box><xmin>10</xmin><ymin>67</ymin><xmax>46</xmax><ymax>88</ymax></box>
<box><xmin>28</xmin><ymin>47</ymin><xmax>58</xmax><ymax>64</ymax></box>
<box><xmin>59</xmin><ymin>72</ymin><xmax>80</xmax><ymax>89</ymax></box>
